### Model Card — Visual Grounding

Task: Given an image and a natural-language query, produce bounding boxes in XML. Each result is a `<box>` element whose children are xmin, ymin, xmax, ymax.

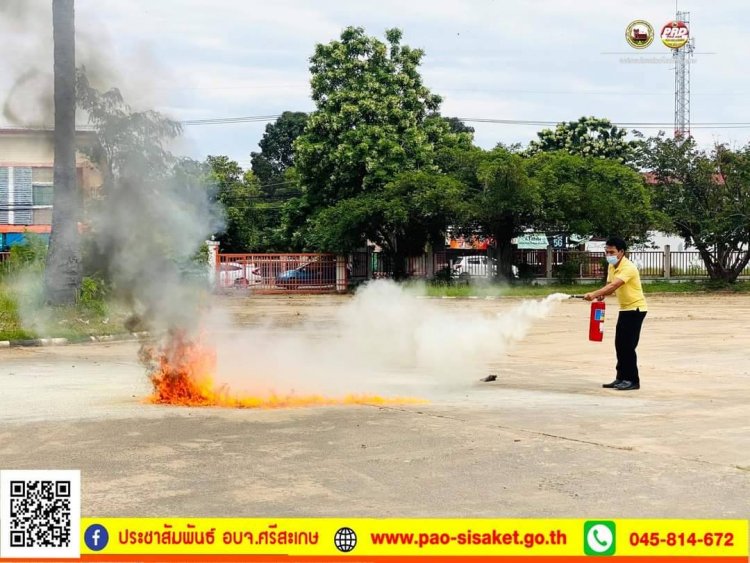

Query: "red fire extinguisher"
<box><xmin>588</xmin><ymin>301</ymin><xmax>606</xmax><ymax>342</ymax></box>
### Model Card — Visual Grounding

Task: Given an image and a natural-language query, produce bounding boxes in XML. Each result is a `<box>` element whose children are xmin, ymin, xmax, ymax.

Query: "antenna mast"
<box><xmin>673</xmin><ymin>10</ymin><xmax>694</xmax><ymax>139</ymax></box>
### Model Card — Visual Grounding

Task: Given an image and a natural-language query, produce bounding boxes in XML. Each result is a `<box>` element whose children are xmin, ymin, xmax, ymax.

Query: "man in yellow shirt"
<box><xmin>584</xmin><ymin>236</ymin><xmax>647</xmax><ymax>391</ymax></box>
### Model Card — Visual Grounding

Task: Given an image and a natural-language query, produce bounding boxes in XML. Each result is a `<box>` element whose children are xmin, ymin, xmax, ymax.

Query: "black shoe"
<box><xmin>614</xmin><ymin>380</ymin><xmax>640</xmax><ymax>391</ymax></box>
<box><xmin>602</xmin><ymin>379</ymin><xmax>622</xmax><ymax>388</ymax></box>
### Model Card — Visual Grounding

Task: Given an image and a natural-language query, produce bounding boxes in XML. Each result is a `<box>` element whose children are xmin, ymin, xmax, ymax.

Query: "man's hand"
<box><xmin>583</xmin><ymin>293</ymin><xmax>595</xmax><ymax>301</ymax></box>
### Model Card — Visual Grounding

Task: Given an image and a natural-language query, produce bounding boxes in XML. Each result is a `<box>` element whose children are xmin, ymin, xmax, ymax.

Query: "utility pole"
<box><xmin>45</xmin><ymin>0</ymin><xmax>82</xmax><ymax>303</ymax></box>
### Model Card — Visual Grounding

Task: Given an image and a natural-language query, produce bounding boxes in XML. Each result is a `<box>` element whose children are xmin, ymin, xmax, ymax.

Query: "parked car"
<box><xmin>218</xmin><ymin>262</ymin><xmax>263</xmax><ymax>287</ymax></box>
<box><xmin>452</xmin><ymin>256</ymin><xmax>518</xmax><ymax>280</ymax></box>
<box><xmin>275</xmin><ymin>261</ymin><xmax>335</xmax><ymax>289</ymax></box>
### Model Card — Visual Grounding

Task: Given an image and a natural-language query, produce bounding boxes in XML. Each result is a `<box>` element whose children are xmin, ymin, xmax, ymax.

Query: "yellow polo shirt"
<box><xmin>607</xmin><ymin>256</ymin><xmax>648</xmax><ymax>311</ymax></box>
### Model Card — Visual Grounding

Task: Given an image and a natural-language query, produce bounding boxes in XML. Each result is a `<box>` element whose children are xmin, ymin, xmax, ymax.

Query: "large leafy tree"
<box><xmin>250</xmin><ymin>111</ymin><xmax>307</xmax><ymax>198</ymax></box>
<box><xmin>309</xmin><ymin>171</ymin><xmax>465</xmax><ymax>272</ymax></box>
<box><xmin>207</xmin><ymin>155</ymin><xmax>265</xmax><ymax>252</ymax></box>
<box><xmin>448</xmin><ymin>148</ymin><xmax>653</xmax><ymax>279</ymax></box>
<box><xmin>640</xmin><ymin>136</ymin><xmax>750</xmax><ymax>282</ymax></box>
<box><xmin>468</xmin><ymin>148</ymin><xmax>542</xmax><ymax>279</ymax></box>
<box><xmin>291</xmin><ymin>27</ymin><xmax>468</xmax><ymax>271</ymax></box>
<box><xmin>526</xmin><ymin>151</ymin><xmax>653</xmax><ymax>240</ymax></box>
<box><xmin>295</xmin><ymin>27</ymin><xmax>463</xmax><ymax>206</ymax></box>
<box><xmin>527</xmin><ymin>116</ymin><xmax>639</xmax><ymax>165</ymax></box>
<box><xmin>45</xmin><ymin>0</ymin><xmax>79</xmax><ymax>304</ymax></box>
<box><xmin>248</xmin><ymin>112</ymin><xmax>307</xmax><ymax>249</ymax></box>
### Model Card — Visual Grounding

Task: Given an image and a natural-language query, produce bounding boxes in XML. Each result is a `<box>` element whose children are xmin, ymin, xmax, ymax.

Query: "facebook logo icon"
<box><xmin>84</xmin><ymin>524</ymin><xmax>109</xmax><ymax>551</ymax></box>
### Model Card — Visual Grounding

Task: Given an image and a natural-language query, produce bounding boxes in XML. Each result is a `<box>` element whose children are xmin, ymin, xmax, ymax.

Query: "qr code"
<box><xmin>0</xmin><ymin>470</ymin><xmax>80</xmax><ymax>559</ymax></box>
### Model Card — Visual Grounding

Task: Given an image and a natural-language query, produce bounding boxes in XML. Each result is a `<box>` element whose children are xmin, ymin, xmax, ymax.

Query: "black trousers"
<box><xmin>615</xmin><ymin>309</ymin><xmax>647</xmax><ymax>383</ymax></box>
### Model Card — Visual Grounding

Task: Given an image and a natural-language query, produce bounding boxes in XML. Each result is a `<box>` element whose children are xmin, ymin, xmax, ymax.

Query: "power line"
<box><xmin>179</xmin><ymin>114</ymin><xmax>750</xmax><ymax>129</ymax></box>
<box><xmin>181</xmin><ymin>115</ymin><xmax>283</xmax><ymax>125</ymax></box>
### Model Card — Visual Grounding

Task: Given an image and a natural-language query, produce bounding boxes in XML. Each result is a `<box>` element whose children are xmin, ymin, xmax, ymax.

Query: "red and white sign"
<box><xmin>660</xmin><ymin>20</ymin><xmax>689</xmax><ymax>49</ymax></box>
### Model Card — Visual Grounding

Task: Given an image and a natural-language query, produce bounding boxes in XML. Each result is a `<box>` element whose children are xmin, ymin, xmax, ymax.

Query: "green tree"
<box><xmin>250</xmin><ymin>111</ymin><xmax>308</xmax><ymax>197</ymax></box>
<box><xmin>449</xmin><ymin>148</ymin><xmax>653</xmax><ymax>280</ymax></box>
<box><xmin>45</xmin><ymin>0</ymin><xmax>80</xmax><ymax>304</ymax></box>
<box><xmin>294</xmin><ymin>27</ymin><xmax>459</xmax><ymax>207</ymax></box>
<box><xmin>439</xmin><ymin>116</ymin><xmax>475</xmax><ymax>136</ymax></box>
<box><xmin>640</xmin><ymin>136</ymin><xmax>750</xmax><ymax>282</ymax></box>
<box><xmin>527</xmin><ymin>116</ymin><xmax>639</xmax><ymax>165</ymax></box>
<box><xmin>468</xmin><ymin>148</ymin><xmax>542</xmax><ymax>279</ymax></box>
<box><xmin>526</xmin><ymin>151</ymin><xmax>653</xmax><ymax>242</ymax></box>
<box><xmin>248</xmin><ymin>112</ymin><xmax>307</xmax><ymax>249</ymax></box>
<box><xmin>76</xmin><ymin>69</ymin><xmax>182</xmax><ymax>188</ymax></box>
<box><xmin>289</xmin><ymin>26</ymin><xmax>468</xmax><ymax>272</ymax></box>
<box><xmin>207</xmin><ymin>155</ymin><xmax>264</xmax><ymax>252</ymax></box>
<box><xmin>309</xmin><ymin>171</ymin><xmax>465</xmax><ymax>277</ymax></box>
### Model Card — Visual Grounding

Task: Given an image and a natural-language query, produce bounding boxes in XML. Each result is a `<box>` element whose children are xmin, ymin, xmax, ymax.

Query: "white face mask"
<box><xmin>606</xmin><ymin>255</ymin><xmax>620</xmax><ymax>266</ymax></box>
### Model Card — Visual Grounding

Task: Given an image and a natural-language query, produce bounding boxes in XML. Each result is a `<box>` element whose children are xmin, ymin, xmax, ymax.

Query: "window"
<box><xmin>33</xmin><ymin>185</ymin><xmax>54</xmax><ymax>205</ymax></box>
<box><xmin>33</xmin><ymin>208</ymin><xmax>52</xmax><ymax>225</ymax></box>
<box><xmin>32</xmin><ymin>167</ymin><xmax>54</xmax><ymax>206</ymax></box>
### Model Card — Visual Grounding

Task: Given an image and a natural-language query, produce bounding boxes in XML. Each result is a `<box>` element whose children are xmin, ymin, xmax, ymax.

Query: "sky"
<box><xmin>2</xmin><ymin>0</ymin><xmax>750</xmax><ymax>169</ymax></box>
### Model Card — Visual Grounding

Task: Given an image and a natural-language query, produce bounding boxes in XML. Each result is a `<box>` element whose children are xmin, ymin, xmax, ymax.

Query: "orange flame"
<box><xmin>143</xmin><ymin>330</ymin><xmax>424</xmax><ymax>409</ymax></box>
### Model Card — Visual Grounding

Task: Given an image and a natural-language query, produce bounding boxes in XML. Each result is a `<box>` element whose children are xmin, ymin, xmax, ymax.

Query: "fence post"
<box><xmin>336</xmin><ymin>255</ymin><xmax>347</xmax><ymax>293</ymax></box>
<box><xmin>546</xmin><ymin>245</ymin><xmax>553</xmax><ymax>280</ymax></box>
<box><xmin>664</xmin><ymin>245</ymin><xmax>671</xmax><ymax>279</ymax></box>
<box><xmin>366</xmin><ymin>247</ymin><xmax>373</xmax><ymax>280</ymax></box>
<box><xmin>425</xmin><ymin>246</ymin><xmax>434</xmax><ymax>279</ymax></box>
<box><xmin>206</xmin><ymin>239</ymin><xmax>220</xmax><ymax>289</ymax></box>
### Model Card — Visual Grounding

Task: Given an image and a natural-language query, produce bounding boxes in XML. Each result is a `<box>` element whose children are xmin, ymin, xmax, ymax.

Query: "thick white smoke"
<box><xmin>209</xmin><ymin>281</ymin><xmax>567</xmax><ymax>399</ymax></box>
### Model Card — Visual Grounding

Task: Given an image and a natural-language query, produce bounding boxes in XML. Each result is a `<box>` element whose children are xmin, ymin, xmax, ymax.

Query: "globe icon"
<box><xmin>334</xmin><ymin>527</ymin><xmax>357</xmax><ymax>552</ymax></box>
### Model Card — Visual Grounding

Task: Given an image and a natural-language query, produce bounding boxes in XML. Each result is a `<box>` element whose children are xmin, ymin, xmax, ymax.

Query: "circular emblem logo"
<box><xmin>660</xmin><ymin>20</ymin><xmax>689</xmax><ymax>49</ymax></box>
<box><xmin>84</xmin><ymin>524</ymin><xmax>109</xmax><ymax>551</ymax></box>
<box><xmin>334</xmin><ymin>527</ymin><xmax>357</xmax><ymax>553</ymax></box>
<box><xmin>584</xmin><ymin>522</ymin><xmax>615</xmax><ymax>555</ymax></box>
<box><xmin>625</xmin><ymin>20</ymin><xmax>654</xmax><ymax>49</ymax></box>
<box><xmin>586</xmin><ymin>524</ymin><xmax>615</xmax><ymax>554</ymax></box>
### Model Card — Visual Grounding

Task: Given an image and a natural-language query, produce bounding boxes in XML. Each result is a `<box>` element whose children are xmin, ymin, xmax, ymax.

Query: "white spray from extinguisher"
<box><xmin>210</xmin><ymin>285</ymin><xmax>575</xmax><ymax>396</ymax></box>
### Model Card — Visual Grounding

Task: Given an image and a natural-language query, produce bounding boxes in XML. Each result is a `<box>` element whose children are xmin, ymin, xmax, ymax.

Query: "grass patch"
<box><xmin>0</xmin><ymin>291</ymin><xmax>35</xmax><ymax>340</ymax></box>
<box><xmin>0</xmin><ymin>281</ymin><xmax>130</xmax><ymax>341</ymax></box>
<box><xmin>423</xmin><ymin>283</ymin><xmax>578</xmax><ymax>298</ymax></box>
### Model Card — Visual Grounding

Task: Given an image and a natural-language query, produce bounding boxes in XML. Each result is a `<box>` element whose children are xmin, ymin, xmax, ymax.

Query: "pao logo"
<box><xmin>625</xmin><ymin>20</ymin><xmax>654</xmax><ymax>49</ymax></box>
<box><xmin>660</xmin><ymin>20</ymin><xmax>689</xmax><ymax>49</ymax></box>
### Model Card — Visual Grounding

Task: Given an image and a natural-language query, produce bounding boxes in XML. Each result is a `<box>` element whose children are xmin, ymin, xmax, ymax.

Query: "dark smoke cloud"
<box><xmin>0</xmin><ymin>0</ymin><xmax>169</xmax><ymax>127</ymax></box>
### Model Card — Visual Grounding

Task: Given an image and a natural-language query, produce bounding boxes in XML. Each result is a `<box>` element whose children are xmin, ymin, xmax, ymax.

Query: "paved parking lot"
<box><xmin>1</xmin><ymin>294</ymin><xmax>748</xmax><ymax>517</ymax></box>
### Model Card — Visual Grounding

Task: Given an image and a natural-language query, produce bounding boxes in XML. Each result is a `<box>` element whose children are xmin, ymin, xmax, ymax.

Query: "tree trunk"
<box><xmin>730</xmin><ymin>249</ymin><xmax>750</xmax><ymax>281</ymax></box>
<box><xmin>491</xmin><ymin>224</ymin><xmax>515</xmax><ymax>281</ymax></box>
<box><xmin>696</xmin><ymin>244</ymin><xmax>746</xmax><ymax>283</ymax></box>
<box><xmin>391</xmin><ymin>252</ymin><xmax>407</xmax><ymax>281</ymax></box>
<box><xmin>495</xmin><ymin>238</ymin><xmax>514</xmax><ymax>281</ymax></box>
<box><xmin>384</xmin><ymin>233</ymin><xmax>408</xmax><ymax>281</ymax></box>
<box><xmin>45</xmin><ymin>0</ymin><xmax>81</xmax><ymax>304</ymax></box>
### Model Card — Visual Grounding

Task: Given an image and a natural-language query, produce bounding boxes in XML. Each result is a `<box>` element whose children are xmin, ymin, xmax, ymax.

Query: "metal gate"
<box><xmin>216</xmin><ymin>253</ymin><xmax>346</xmax><ymax>294</ymax></box>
